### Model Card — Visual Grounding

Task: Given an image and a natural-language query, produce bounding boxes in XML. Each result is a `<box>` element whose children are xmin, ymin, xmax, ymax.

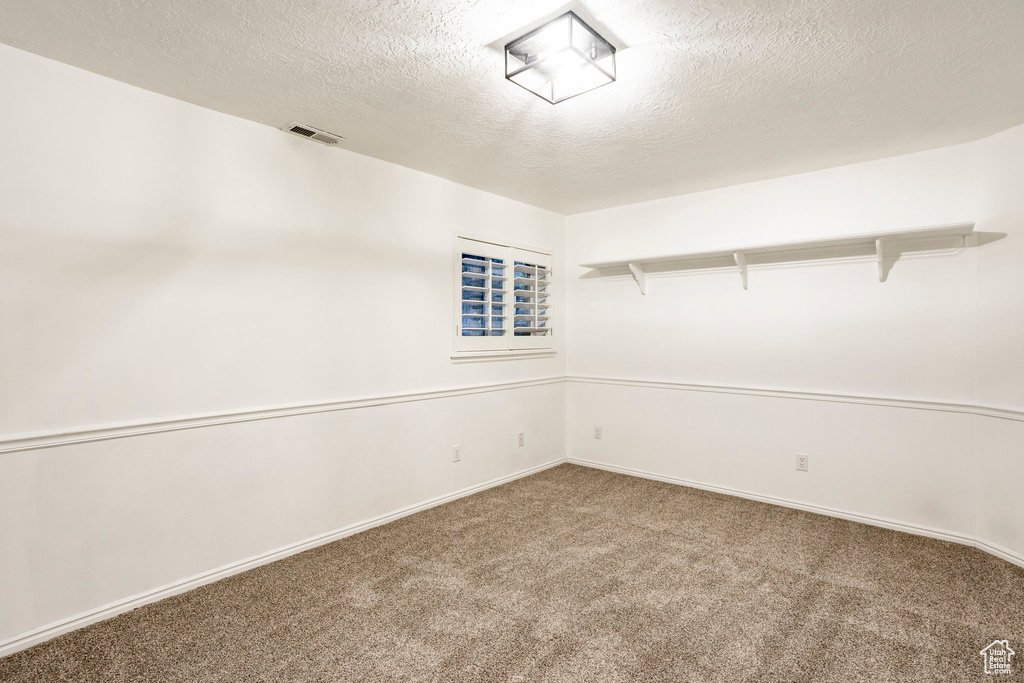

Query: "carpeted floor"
<box><xmin>1</xmin><ymin>463</ymin><xmax>1022</xmax><ymax>682</ymax></box>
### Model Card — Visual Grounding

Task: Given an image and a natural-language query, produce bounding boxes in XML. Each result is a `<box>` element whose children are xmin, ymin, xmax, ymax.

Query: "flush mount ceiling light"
<box><xmin>505</xmin><ymin>11</ymin><xmax>616</xmax><ymax>104</ymax></box>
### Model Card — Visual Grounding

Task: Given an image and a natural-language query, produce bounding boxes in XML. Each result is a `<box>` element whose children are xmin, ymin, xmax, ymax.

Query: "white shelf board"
<box><xmin>580</xmin><ymin>222</ymin><xmax>976</xmax><ymax>294</ymax></box>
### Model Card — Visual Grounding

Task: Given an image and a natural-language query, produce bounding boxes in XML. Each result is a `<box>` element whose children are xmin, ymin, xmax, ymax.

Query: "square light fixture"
<box><xmin>505</xmin><ymin>11</ymin><xmax>616</xmax><ymax>104</ymax></box>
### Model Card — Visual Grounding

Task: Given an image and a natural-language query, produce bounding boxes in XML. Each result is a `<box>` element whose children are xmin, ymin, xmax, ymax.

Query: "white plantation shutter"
<box><xmin>454</xmin><ymin>238</ymin><xmax>509</xmax><ymax>352</ymax></box>
<box><xmin>454</xmin><ymin>237</ymin><xmax>553</xmax><ymax>355</ymax></box>
<box><xmin>509</xmin><ymin>248</ymin><xmax>552</xmax><ymax>350</ymax></box>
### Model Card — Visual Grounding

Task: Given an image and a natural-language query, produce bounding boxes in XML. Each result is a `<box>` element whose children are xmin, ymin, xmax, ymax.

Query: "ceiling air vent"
<box><xmin>282</xmin><ymin>122</ymin><xmax>344</xmax><ymax>147</ymax></box>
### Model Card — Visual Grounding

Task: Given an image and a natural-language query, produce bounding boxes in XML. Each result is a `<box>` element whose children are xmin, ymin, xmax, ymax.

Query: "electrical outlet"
<box><xmin>594</xmin><ymin>426</ymin><xmax>602</xmax><ymax>439</ymax></box>
<box><xmin>517</xmin><ymin>432</ymin><xmax>525</xmax><ymax>447</ymax></box>
<box><xmin>453</xmin><ymin>445</ymin><xmax>461</xmax><ymax>462</ymax></box>
<box><xmin>796</xmin><ymin>454</ymin><xmax>808</xmax><ymax>472</ymax></box>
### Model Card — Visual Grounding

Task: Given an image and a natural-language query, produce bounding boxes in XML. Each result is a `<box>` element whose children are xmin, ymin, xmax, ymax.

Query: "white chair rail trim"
<box><xmin>4</xmin><ymin>375</ymin><xmax>1024</xmax><ymax>456</ymax></box>
<box><xmin>567</xmin><ymin>375</ymin><xmax>1024</xmax><ymax>423</ymax></box>
<box><xmin>0</xmin><ymin>377</ymin><xmax>565</xmax><ymax>455</ymax></box>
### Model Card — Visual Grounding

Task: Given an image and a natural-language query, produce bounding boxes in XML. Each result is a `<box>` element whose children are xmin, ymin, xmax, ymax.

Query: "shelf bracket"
<box><xmin>876</xmin><ymin>239</ymin><xmax>888</xmax><ymax>283</ymax></box>
<box><xmin>627</xmin><ymin>262</ymin><xmax>647</xmax><ymax>295</ymax></box>
<box><xmin>733</xmin><ymin>252</ymin><xmax>748</xmax><ymax>290</ymax></box>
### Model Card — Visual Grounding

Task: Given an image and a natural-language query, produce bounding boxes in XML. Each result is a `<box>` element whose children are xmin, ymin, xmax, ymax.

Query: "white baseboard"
<box><xmin>567</xmin><ymin>457</ymin><xmax>1024</xmax><ymax>571</ymax></box>
<box><xmin>0</xmin><ymin>458</ymin><xmax>566</xmax><ymax>659</ymax></box>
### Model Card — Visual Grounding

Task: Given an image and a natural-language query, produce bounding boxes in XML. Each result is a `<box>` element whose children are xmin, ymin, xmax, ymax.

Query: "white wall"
<box><xmin>566</xmin><ymin>125</ymin><xmax>1024</xmax><ymax>563</ymax></box>
<box><xmin>0</xmin><ymin>43</ymin><xmax>565</xmax><ymax>649</ymax></box>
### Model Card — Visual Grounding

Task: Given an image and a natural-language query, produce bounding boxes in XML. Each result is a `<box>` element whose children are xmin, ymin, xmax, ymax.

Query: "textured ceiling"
<box><xmin>1</xmin><ymin>0</ymin><xmax>1023</xmax><ymax>214</ymax></box>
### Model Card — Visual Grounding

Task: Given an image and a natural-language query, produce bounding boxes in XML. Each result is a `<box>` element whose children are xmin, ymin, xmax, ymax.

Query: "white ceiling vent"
<box><xmin>282</xmin><ymin>122</ymin><xmax>345</xmax><ymax>146</ymax></box>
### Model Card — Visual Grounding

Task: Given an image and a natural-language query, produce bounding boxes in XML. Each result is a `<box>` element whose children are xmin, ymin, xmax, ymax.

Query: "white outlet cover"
<box><xmin>796</xmin><ymin>454</ymin><xmax>808</xmax><ymax>471</ymax></box>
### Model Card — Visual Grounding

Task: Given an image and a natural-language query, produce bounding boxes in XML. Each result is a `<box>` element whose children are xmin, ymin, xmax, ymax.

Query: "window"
<box><xmin>453</xmin><ymin>236</ymin><xmax>553</xmax><ymax>358</ymax></box>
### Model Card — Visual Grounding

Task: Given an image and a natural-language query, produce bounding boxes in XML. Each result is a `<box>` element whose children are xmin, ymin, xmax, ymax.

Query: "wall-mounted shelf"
<box><xmin>580</xmin><ymin>222</ymin><xmax>977</xmax><ymax>294</ymax></box>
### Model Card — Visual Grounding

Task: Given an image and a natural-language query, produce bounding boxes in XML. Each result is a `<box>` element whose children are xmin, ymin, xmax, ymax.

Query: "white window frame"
<box><xmin>452</xmin><ymin>235</ymin><xmax>555</xmax><ymax>362</ymax></box>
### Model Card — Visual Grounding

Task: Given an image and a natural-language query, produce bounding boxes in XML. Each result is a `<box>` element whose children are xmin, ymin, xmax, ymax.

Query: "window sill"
<box><xmin>451</xmin><ymin>349</ymin><xmax>557</xmax><ymax>364</ymax></box>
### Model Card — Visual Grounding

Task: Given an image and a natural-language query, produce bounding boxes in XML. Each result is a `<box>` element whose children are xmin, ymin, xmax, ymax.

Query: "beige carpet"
<box><xmin>1</xmin><ymin>463</ymin><xmax>1022</xmax><ymax>682</ymax></box>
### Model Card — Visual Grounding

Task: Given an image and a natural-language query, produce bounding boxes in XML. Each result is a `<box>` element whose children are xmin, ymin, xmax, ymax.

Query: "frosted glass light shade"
<box><xmin>505</xmin><ymin>12</ymin><xmax>616</xmax><ymax>104</ymax></box>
